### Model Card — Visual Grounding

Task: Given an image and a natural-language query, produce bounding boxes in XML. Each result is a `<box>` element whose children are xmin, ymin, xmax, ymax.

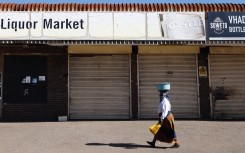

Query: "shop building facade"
<box><xmin>0</xmin><ymin>45</ymin><xmax>68</xmax><ymax>121</ymax></box>
<box><xmin>0</xmin><ymin>3</ymin><xmax>244</xmax><ymax>121</ymax></box>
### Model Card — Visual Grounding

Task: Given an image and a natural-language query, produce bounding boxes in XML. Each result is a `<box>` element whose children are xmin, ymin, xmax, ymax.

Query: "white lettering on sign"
<box><xmin>210</xmin><ymin>22</ymin><xmax>228</xmax><ymax>29</ymax></box>
<box><xmin>162</xmin><ymin>13</ymin><xmax>205</xmax><ymax>39</ymax></box>
<box><xmin>229</xmin><ymin>26</ymin><xmax>245</xmax><ymax>32</ymax></box>
<box><xmin>228</xmin><ymin>16</ymin><xmax>245</xmax><ymax>24</ymax></box>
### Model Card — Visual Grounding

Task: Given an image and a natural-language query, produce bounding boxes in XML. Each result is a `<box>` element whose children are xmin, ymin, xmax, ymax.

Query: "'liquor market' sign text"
<box><xmin>0</xmin><ymin>11</ymin><xmax>205</xmax><ymax>41</ymax></box>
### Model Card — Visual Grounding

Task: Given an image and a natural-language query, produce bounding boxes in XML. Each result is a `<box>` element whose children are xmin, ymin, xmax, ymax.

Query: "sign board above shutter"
<box><xmin>0</xmin><ymin>11</ymin><xmax>206</xmax><ymax>41</ymax></box>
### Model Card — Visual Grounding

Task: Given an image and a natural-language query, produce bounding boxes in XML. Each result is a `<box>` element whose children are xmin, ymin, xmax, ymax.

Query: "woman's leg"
<box><xmin>147</xmin><ymin>135</ymin><xmax>157</xmax><ymax>147</ymax></box>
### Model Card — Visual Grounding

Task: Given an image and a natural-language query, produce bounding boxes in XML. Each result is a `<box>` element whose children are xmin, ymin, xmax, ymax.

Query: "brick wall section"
<box><xmin>46</xmin><ymin>54</ymin><xmax>68</xmax><ymax>119</ymax></box>
<box><xmin>198</xmin><ymin>47</ymin><xmax>211</xmax><ymax>119</ymax></box>
<box><xmin>131</xmin><ymin>46</ymin><xmax>138</xmax><ymax>119</ymax></box>
<box><xmin>0</xmin><ymin>45</ymin><xmax>68</xmax><ymax>121</ymax></box>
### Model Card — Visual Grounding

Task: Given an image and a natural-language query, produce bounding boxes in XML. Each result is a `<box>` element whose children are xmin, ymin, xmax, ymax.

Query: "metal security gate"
<box><xmin>139</xmin><ymin>55</ymin><xmax>199</xmax><ymax>119</ymax></box>
<box><xmin>69</xmin><ymin>55</ymin><xmax>130</xmax><ymax>119</ymax></box>
<box><xmin>209</xmin><ymin>55</ymin><xmax>245</xmax><ymax>119</ymax></box>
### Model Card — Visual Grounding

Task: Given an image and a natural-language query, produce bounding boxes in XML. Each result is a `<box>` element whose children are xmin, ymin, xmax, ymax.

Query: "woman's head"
<box><xmin>159</xmin><ymin>90</ymin><xmax>169</xmax><ymax>101</ymax></box>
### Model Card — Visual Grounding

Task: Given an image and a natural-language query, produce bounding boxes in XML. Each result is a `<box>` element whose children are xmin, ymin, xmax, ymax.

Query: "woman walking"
<box><xmin>147</xmin><ymin>83</ymin><xmax>179</xmax><ymax>148</ymax></box>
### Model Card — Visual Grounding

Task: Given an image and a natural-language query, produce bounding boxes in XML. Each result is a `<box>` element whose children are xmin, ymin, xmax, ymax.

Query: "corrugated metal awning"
<box><xmin>0</xmin><ymin>3</ymin><xmax>244</xmax><ymax>12</ymax></box>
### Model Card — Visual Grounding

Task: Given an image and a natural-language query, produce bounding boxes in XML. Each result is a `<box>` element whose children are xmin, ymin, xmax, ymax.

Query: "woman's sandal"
<box><xmin>171</xmin><ymin>143</ymin><xmax>180</xmax><ymax>148</ymax></box>
<box><xmin>147</xmin><ymin>141</ymin><xmax>155</xmax><ymax>148</ymax></box>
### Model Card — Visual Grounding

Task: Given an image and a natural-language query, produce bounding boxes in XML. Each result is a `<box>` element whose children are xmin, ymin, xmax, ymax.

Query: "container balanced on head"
<box><xmin>147</xmin><ymin>82</ymin><xmax>179</xmax><ymax>148</ymax></box>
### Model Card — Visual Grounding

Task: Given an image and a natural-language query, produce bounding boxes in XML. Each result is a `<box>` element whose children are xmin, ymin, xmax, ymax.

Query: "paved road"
<box><xmin>0</xmin><ymin>120</ymin><xmax>244</xmax><ymax>153</ymax></box>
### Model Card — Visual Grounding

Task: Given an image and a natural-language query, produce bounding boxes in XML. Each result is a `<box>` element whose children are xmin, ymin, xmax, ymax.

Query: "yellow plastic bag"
<box><xmin>149</xmin><ymin>123</ymin><xmax>161</xmax><ymax>135</ymax></box>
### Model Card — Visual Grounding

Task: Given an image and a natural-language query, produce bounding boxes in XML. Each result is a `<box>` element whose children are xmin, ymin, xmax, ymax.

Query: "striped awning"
<box><xmin>0</xmin><ymin>3</ymin><xmax>244</xmax><ymax>12</ymax></box>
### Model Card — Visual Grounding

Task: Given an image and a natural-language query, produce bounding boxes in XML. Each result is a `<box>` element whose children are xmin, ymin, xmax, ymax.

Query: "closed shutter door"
<box><xmin>139</xmin><ymin>55</ymin><xmax>199</xmax><ymax>119</ymax></box>
<box><xmin>210</xmin><ymin>55</ymin><xmax>245</xmax><ymax>119</ymax></box>
<box><xmin>69</xmin><ymin>55</ymin><xmax>130</xmax><ymax>119</ymax></box>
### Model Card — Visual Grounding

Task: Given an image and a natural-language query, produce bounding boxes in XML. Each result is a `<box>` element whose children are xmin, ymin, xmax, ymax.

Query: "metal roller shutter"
<box><xmin>139</xmin><ymin>55</ymin><xmax>199</xmax><ymax>119</ymax></box>
<box><xmin>209</xmin><ymin>55</ymin><xmax>245</xmax><ymax>119</ymax></box>
<box><xmin>69</xmin><ymin>55</ymin><xmax>130</xmax><ymax>119</ymax></box>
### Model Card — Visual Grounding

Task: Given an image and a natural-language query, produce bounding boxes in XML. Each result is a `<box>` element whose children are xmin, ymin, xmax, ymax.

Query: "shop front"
<box><xmin>209</xmin><ymin>47</ymin><xmax>245</xmax><ymax>119</ymax></box>
<box><xmin>68</xmin><ymin>46</ymin><xmax>131</xmax><ymax>119</ymax></box>
<box><xmin>138</xmin><ymin>46</ymin><xmax>200</xmax><ymax>119</ymax></box>
<box><xmin>0</xmin><ymin>3</ymin><xmax>244</xmax><ymax>121</ymax></box>
<box><xmin>207</xmin><ymin>12</ymin><xmax>245</xmax><ymax>119</ymax></box>
<box><xmin>0</xmin><ymin>46</ymin><xmax>68</xmax><ymax>121</ymax></box>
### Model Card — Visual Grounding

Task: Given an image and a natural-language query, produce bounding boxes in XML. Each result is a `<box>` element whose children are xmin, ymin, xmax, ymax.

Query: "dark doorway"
<box><xmin>3</xmin><ymin>55</ymin><xmax>47</xmax><ymax>103</ymax></box>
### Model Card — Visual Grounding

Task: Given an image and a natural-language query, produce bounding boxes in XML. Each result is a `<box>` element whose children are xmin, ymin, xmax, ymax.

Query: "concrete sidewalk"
<box><xmin>0</xmin><ymin>120</ymin><xmax>244</xmax><ymax>153</ymax></box>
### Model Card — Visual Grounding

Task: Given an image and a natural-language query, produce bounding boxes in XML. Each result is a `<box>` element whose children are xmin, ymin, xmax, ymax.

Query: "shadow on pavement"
<box><xmin>86</xmin><ymin>143</ymin><xmax>169</xmax><ymax>149</ymax></box>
